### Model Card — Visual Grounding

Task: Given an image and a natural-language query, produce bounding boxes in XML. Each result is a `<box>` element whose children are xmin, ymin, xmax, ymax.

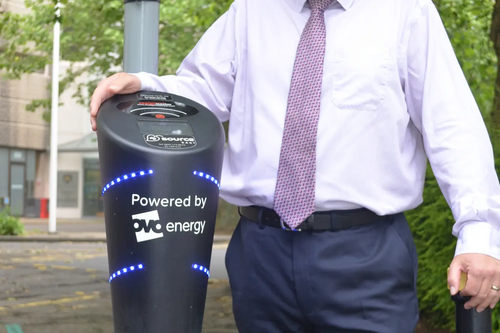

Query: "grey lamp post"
<box><xmin>123</xmin><ymin>0</ymin><xmax>160</xmax><ymax>75</ymax></box>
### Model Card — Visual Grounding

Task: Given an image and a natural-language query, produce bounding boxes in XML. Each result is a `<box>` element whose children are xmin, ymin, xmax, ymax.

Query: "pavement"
<box><xmin>0</xmin><ymin>218</ymin><xmax>445</xmax><ymax>333</ymax></box>
<box><xmin>0</xmin><ymin>218</ymin><xmax>237</xmax><ymax>333</ymax></box>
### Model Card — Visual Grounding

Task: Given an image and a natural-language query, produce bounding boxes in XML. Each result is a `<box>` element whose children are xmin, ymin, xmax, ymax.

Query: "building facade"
<box><xmin>0</xmin><ymin>65</ymin><xmax>102</xmax><ymax>219</ymax></box>
<box><xmin>1</xmin><ymin>0</ymin><xmax>101</xmax><ymax>219</ymax></box>
<box><xmin>0</xmin><ymin>64</ymin><xmax>52</xmax><ymax>217</ymax></box>
<box><xmin>56</xmin><ymin>62</ymin><xmax>101</xmax><ymax>219</ymax></box>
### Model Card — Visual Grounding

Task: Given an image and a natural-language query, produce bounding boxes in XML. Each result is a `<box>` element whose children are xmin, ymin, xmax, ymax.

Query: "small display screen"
<box><xmin>137</xmin><ymin>121</ymin><xmax>194</xmax><ymax>136</ymax></box>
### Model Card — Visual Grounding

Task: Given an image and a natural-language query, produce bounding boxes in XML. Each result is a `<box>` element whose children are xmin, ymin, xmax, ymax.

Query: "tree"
<box><xmin>491</xmin><ymin>0</ymin><xmax>500</xmax><ymax>129</ymax></box>
<box><xmin>0</xmin><ymin>0</ymin><xmax>232</xmax><ymax>119</ymax></box>
<box><xmin>434</xmin><ymin>0</ymin><xmax>497</xmax><ymax>118</ymax></box>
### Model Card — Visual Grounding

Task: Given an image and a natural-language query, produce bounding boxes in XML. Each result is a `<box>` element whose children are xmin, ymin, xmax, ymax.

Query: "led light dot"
<box><xmin>102</xmin><ymin>170</ymin><xmax>154</xmax><ymax>195</ymax></box>
<box><xmin>109</xmin><ymin>264</ymin><xmax>145</xmax><ymax>283</ymax></box>
<box><xmin>192</xmin><ymin>263</ymin><xmax>210</xmax><ymax>278</ymax></box>
<box><xmin>193</xmin><ymin>171</ymin><xmax>221</xmax><ymax>189</ymax></box>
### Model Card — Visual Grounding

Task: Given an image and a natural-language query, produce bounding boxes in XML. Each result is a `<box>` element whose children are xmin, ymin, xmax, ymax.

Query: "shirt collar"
<box><xmin>292</xmin><ymin>0</ymin><xmax>354</xmax><ymax>12</ymax></box>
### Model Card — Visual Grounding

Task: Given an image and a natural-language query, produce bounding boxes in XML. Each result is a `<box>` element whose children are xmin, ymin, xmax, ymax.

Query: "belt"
<box><xmin>238</xmin><ymin>205</ymin><xmax>388</xmax><ymax>231</ymax></box>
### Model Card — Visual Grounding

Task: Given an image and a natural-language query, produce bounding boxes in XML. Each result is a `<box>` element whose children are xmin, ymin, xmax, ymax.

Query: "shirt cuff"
<box><xmin>129</xmin><ymin>72</ymin><xmax>162</xmax><ymax>92</ymax></box>
<box><xmin>455</xmin><ymin>221</ymin><xmax>500</xmax><ymax>260</ymax></box>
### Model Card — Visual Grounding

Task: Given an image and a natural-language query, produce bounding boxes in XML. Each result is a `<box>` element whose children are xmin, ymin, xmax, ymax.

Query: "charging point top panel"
<box><xmin>117</xmin><ymin>92</ymin><xmax>199</xmax><ymax>119</ymax></box>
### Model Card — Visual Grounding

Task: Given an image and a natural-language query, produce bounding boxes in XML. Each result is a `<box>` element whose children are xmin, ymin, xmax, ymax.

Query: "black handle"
<box><xmin>452</xmin><ymin>293</ymin><xmax>492</xmax><ymax>333</ymax></box>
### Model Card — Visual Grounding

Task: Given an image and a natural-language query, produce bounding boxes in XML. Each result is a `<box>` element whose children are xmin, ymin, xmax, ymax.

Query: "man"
<box><xmin>90</xmin><ymin>0</ymin><xmax>500</xmax><ymax>331</ymax></box>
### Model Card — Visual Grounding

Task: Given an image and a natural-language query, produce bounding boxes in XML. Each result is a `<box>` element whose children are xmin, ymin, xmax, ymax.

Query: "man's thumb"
<box><xmin>107</xmin><ymin>73</ymin><xmax>130</xmax><ymax>94</ymax></box>
<box><xmin>448</xmin><ymin>261</ymin><xmax>463</xmax><ymax>295</ymax></box>
<box><xmin>108</xmin><ymin>75</ymin><xmax>140</xmax><ymax>95</ymax></box>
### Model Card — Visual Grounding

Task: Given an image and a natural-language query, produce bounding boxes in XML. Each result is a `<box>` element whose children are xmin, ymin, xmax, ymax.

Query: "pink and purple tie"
<box><xmin>273</xmin><ymin>0</ymin><xmax>334</xmax><ymax>229</ymax></box>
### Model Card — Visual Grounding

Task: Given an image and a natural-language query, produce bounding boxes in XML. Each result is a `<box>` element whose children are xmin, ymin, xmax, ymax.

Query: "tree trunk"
<box><xmin>490</xmin><ymin>1</ymin><xmax>500</xmax><ymax>130</ymax></box>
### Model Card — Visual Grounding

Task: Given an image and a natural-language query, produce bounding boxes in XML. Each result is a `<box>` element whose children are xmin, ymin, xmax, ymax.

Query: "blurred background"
<box><xmin>0</xmin><ymin>0</ymin><xmax>499</xmax><ymax>332</ymax></box>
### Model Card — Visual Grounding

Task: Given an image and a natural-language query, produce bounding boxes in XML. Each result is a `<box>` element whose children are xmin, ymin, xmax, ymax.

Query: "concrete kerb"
<box><xmin>0</xmin><ymin>234</ymin><xmax>231</xmax><ymax>243</ymax></box>
<box><xmin>9</xmin><ymin>217</ymin><xmax>232</xmax><ymax>244</ymax></box>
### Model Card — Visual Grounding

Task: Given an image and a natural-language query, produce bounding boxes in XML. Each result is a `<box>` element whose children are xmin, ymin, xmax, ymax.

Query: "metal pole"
<box><xmin>453</xmin><ymin>294</ymin><xmax>492</xmax><ymax>333</ymax></box>
<box><xmin>49</xmin><ymin>1</ymin><xmax>61</xmax><ymax>234</ymax></box>
<box><xmin>123</xmin><ymin>0</ymin><xmax>160</xmax><ymax>75</ymax></box>
<box><xmin>450</xmin><ymin>271</ymin><xmax>492</xmax><ymax>333</ymax></box>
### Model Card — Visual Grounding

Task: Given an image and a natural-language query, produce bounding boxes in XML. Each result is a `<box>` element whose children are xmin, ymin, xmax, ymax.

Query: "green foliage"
<box><xmin>406</xmin><ymin>171</ymin><xmax>459</xmax><ymax>331</ymax></box>
<box><xmin>433</xmin><ymin>0</ymin><xmax>497</xmax><ymax>115</ymax></box>
<box><xmin>0</xmin><ymin>0</ymin><xmax>232</xmax><ymax>118</ymax></box>
<box><xmin>405</xmin><ymin>1</ymin><xmax>500</xmax><ymax>331</ymax></box>
<box><xmin>493</xmin><ymin>133</ymin><xmax>500</xmax><ymax>332</ymax></box>
<box><xmin>0</xmin><ymin>207</ymin><xmax>25</xmax><ymax>236</ymax></box>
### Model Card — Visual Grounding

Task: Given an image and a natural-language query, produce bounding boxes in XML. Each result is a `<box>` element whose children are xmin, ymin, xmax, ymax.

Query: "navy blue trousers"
<box><xmin>224</xmin><ymin>212</ymin><xmax>419</xmax><ymax>333</ymax></box>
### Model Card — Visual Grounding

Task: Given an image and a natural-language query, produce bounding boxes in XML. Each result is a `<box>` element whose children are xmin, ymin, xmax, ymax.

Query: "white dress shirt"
<box><xmin>133</xmin><ymin>0</ymin><xmax>500</xmax><ymax>260</ymax></box>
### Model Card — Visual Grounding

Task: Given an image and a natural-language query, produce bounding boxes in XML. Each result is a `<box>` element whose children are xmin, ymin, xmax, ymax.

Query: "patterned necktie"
<box><xmin>273</xmin><ymin>0</ymin><xmax>333</xmax><ymax>229</ymax></box>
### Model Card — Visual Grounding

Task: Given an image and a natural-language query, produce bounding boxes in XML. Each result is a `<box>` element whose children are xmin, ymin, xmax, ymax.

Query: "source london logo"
<box><xmin>145</xmin><ymin>134</ymin><xmax>161</xmax><ymax>142</ymax></box>
<box><xmin>132</xmin><ymin>210</ymin><xmax>163</xmax><ymax>243</ymax></box>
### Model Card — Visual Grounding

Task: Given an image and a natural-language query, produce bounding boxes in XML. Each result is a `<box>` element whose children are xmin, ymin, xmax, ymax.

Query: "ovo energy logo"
<box><xmin>132</xmin><ymin>210</ymin><xmax>162</xmax><ymax>243</ymax></box>
<box><xmin>132</xmin><ymin>204</ymin><xmax>207</xmax><ymax>243</ymax></box>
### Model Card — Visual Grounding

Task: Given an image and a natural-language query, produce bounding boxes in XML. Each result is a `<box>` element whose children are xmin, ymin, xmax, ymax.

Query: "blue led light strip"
<box><xmin>109</xmin><ymin>264</ymin><xmax>144</xmax><ymax>283</ymax></box>
<box><xmin>192</xmin><ymin>264</ymin><xmax>210</xmax><ymax>278</ymax></box>
<box><xmin>193</xmin><ymin>171</ymin><xmax>220</xmax><ymax>189</ymax></box>
<box><xmin>102</xmin><ymin>170</ymin><xmax>154</xmax><ymax>195</ymax></box>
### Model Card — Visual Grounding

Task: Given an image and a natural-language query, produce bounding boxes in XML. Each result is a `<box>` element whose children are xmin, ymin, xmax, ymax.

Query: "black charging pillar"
<box><xmin>97</xmin><ymin>91</ymin><xmax>225</xmax><ymax>332</ymax></box>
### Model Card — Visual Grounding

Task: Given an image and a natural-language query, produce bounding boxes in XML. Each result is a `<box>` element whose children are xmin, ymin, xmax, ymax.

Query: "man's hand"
<box><xmin>90</xmin><ymin>73</ymin><xmax>142</xmax><ymax>131</ymax></box>
<box><xmin>448</xmin><ymin>253</ymin><xmax>500</xmax><ymax>312</ymax></box>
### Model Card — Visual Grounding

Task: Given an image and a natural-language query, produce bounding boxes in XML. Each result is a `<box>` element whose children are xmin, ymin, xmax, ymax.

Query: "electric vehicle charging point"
<box><xmin>97</xmin><ymin>90</ymin><xmax>225</xmax><ymax>333</ymax></box>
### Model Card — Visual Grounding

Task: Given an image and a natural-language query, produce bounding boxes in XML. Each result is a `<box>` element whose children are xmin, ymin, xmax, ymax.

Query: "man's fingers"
<box><xmin>451</xmin><ymin>254</ymin><xmax>500</xmax><ymax>310</ymax></box>
<box><xmin>485</xmin><ymin>280</ymin><xmax>500</xmax><ymax>310</ymax></box>
<box><xmin>448</xmin><ymin>261</ymin><xmax>464</xmax><ymax>295</ymax></box>
<box><xmin>89</xmin><ymin>73</ymin><xmax>142</xmax><ymax>132</ymax></box>
<box><xmin>462</xmin><ymin>265</ymin><xmax>498</xmax><ymax>311</ymax></box>
<box><xmin>90</xmin><ymin>74</ymin><xmax>121</xmax><ymax>117</ymax></box>
<box><xmin>460</xmin><ymin>271</ymin><xmax>483</xmax><ymax>298</ymax></box>
<box><xmin>91</xmin><ymin>117</ymin><xmax>97</xmax><ymax>132</ymax></box>
<box><xmin>464</xmin><ymin>274</ymin><xmax>491</xmax><ymax>311</ymax></box>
